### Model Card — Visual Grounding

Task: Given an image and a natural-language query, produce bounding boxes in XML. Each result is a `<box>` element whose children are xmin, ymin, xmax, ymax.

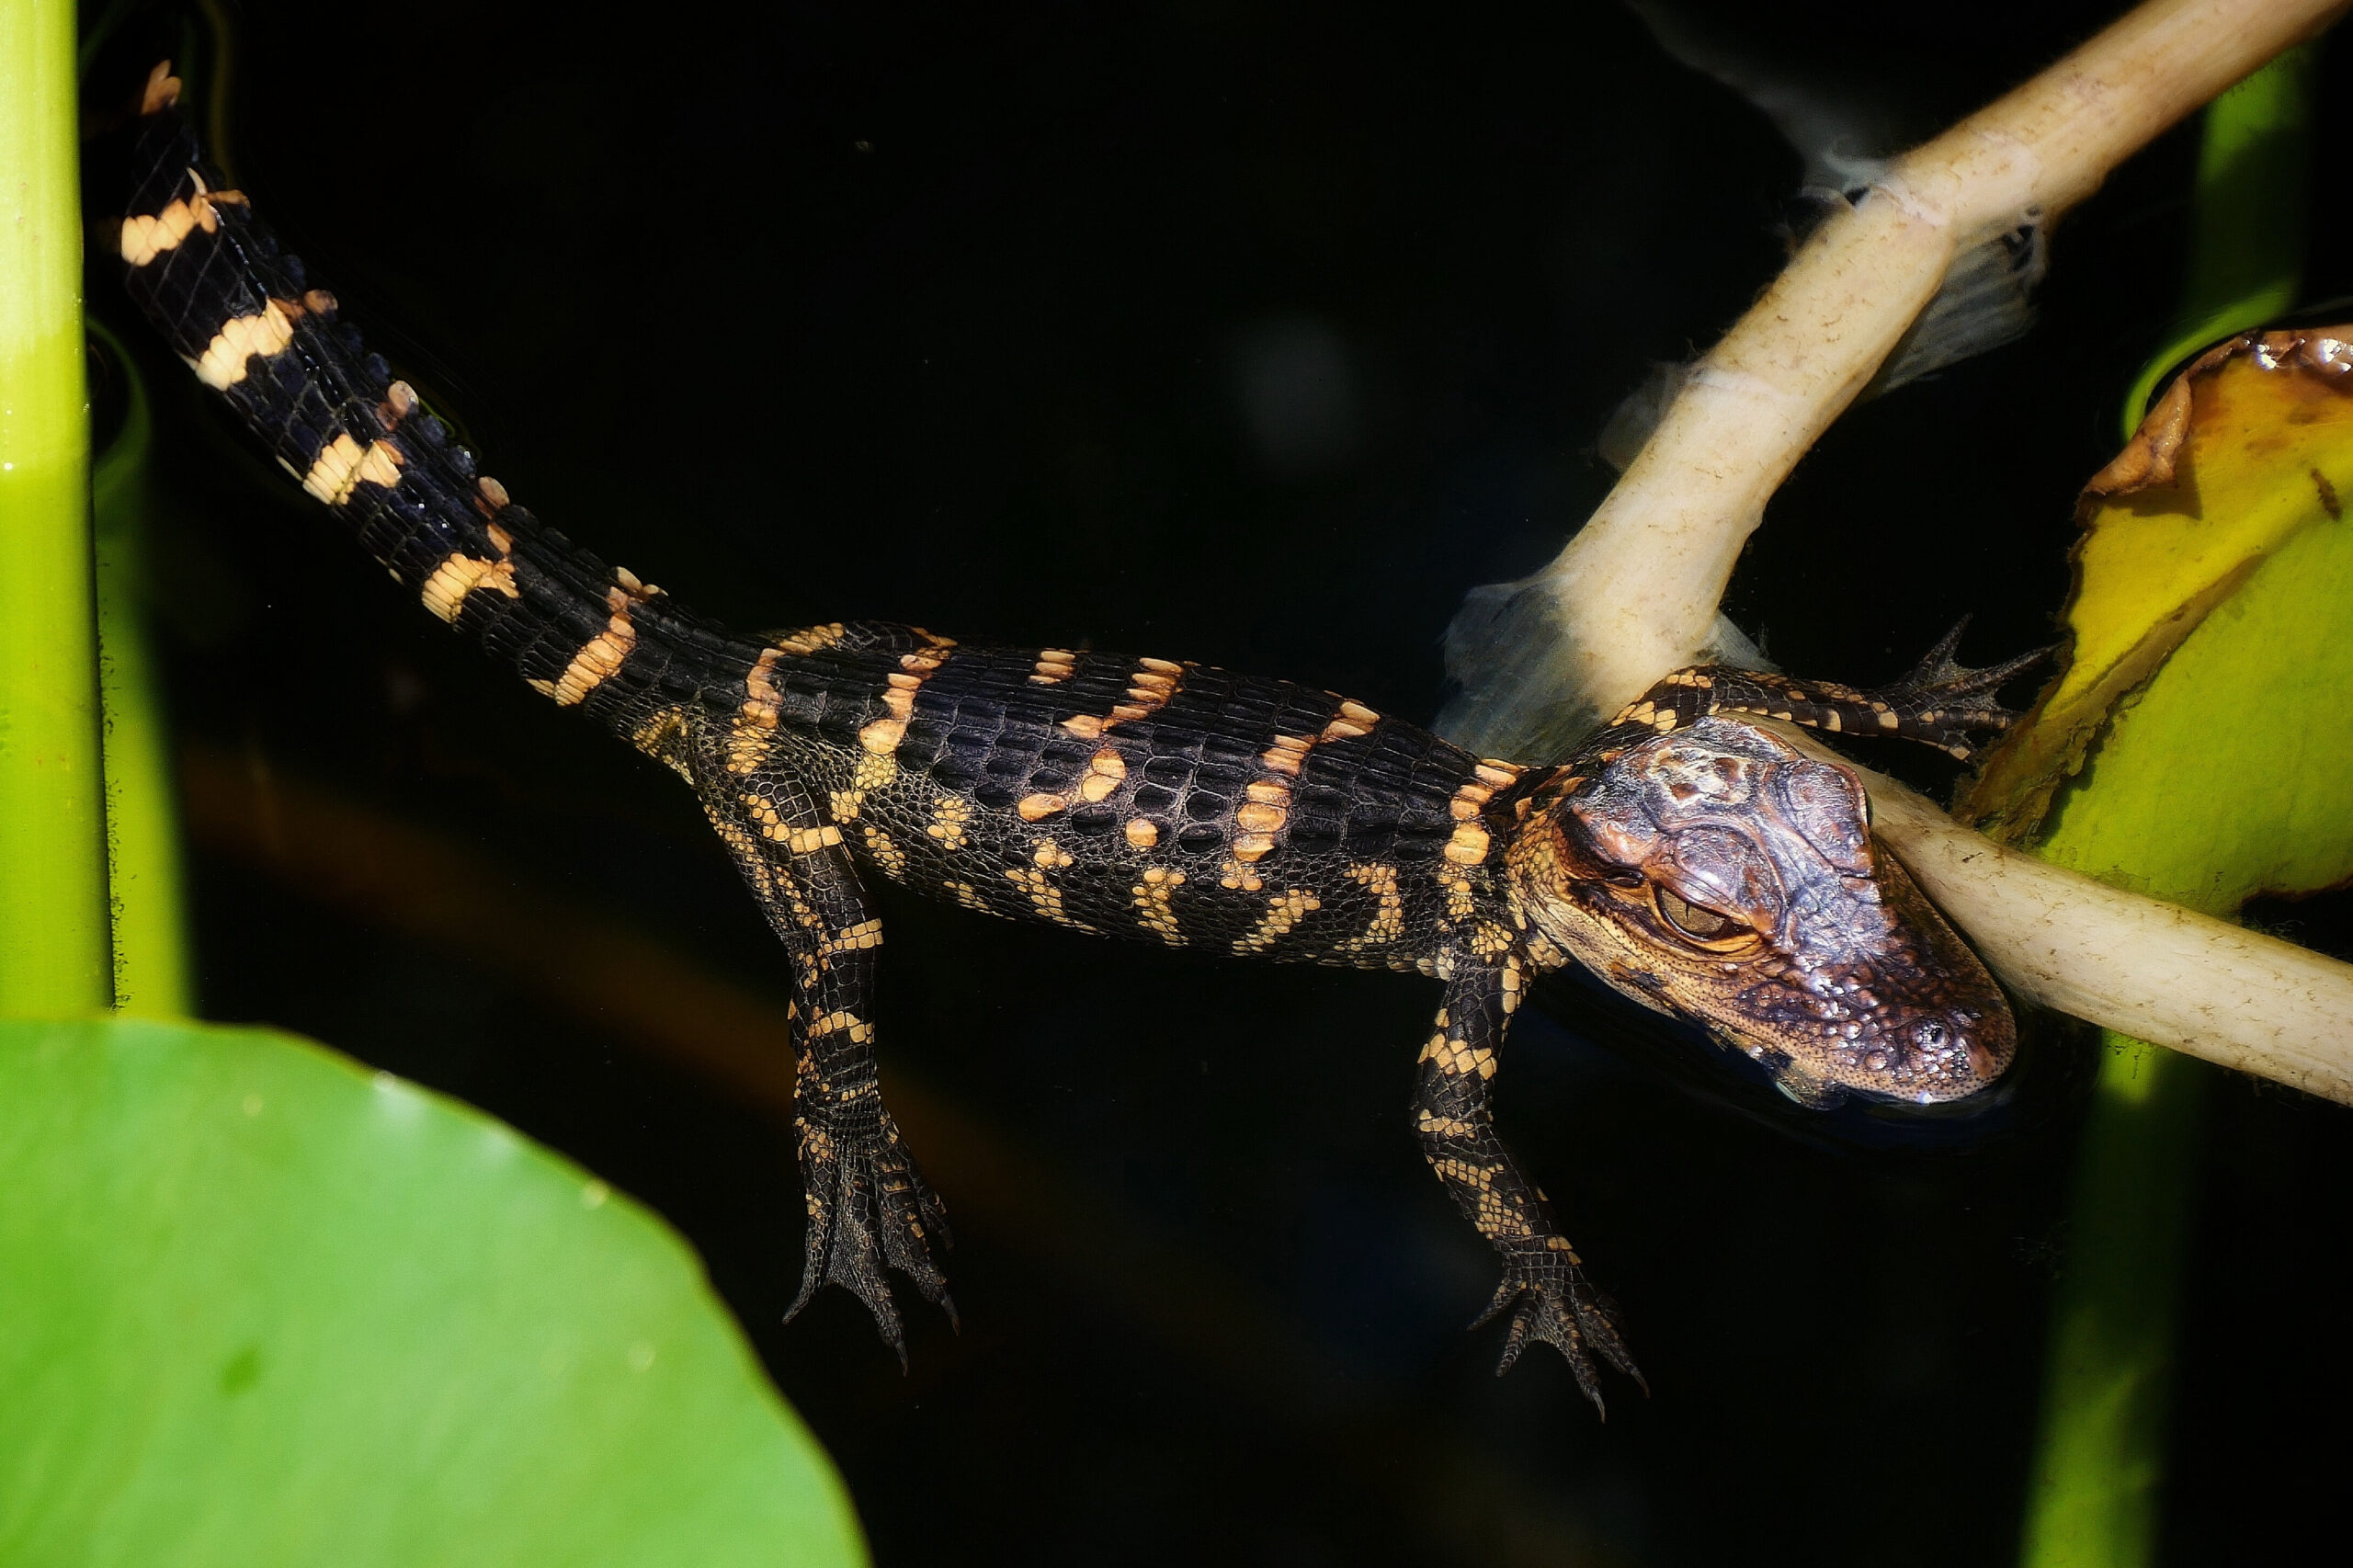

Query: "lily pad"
<box><xmin>0</xmin><ymin>1017</ymin><xmax>864</xmax><ymax>1568</ymax></box>
<box><xmin>2031</xmin><ymin>465</ymin><xmax>2353</xmax><ymax>909</ymax></box>
<box><xmin>1966</xmin><ymin>327</ymin><xmax>2353</xmax><ymax>861</ymax></box>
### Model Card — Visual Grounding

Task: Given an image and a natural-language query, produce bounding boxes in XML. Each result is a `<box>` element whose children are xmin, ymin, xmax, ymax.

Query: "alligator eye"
<box><xmin>1655</xmin><ymin>886</ymin><xmax>1733</xmax><ymax>939</ymax></box>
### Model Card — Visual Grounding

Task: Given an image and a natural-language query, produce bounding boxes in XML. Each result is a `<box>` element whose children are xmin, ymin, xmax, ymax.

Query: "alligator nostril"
<box><xmin>1913</xmin><ymin>1018</ymin><xmax>1949</xmax><ymax>1051</ymax></box>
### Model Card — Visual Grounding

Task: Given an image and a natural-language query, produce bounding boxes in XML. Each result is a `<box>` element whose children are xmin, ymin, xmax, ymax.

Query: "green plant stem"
<box><xmin>2018</xmin><ymin>1042</ymin><xmax>2207</xmax><ymax>1565</ymax></box>
<box><xmin>2120</xmin><ymin>44</ymin><xmax>2319</xmax><ymax>436</ymax></box>
<box><xmin>90</xmin><ymin>325</ymin><xmax>192</xmax><ymax>1018</ymax></box>
<box><xmin>0</xmin><ymin>0</ymin><xmax>110</xmax><ymax>1016</ymax></box>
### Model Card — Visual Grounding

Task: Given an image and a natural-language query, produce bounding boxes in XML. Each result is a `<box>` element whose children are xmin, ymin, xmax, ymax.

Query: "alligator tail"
<box><xmin>119</xmin><ymin>62</ymin><xmax>754</xmax><ymax>738</ymax></box>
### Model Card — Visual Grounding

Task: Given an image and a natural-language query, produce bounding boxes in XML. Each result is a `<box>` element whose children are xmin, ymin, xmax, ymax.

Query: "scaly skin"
<box><xmin>119</xmin><ymin>65</ymin><xmax>2026</xmax><ymax>1415</ymax></box>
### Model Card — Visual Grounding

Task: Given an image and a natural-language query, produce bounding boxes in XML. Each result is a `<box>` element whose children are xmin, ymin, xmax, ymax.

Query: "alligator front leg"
<box><xmin>689</xmin><ymin>752</ymin><xmax>954</xmax><ymax>1362</ymax></box>
<box><xmin>1606</xmin><ymin>620</ymin><xmax>2049</xmax><ymax>760</ymax></box>
<box><xmin>1415</xmin><ymin>951</ymin><xmax>1643</xmax><ymax>1415</ymax></box>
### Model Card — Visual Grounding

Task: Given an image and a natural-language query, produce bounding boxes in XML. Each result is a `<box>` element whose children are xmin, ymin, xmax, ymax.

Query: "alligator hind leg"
<box><xmin>1415</xmin><ymin>952</ymin><xmax>1643</xmax><ymax>1416</ymax></box>
<box><xmin>688</xmin><ymin>749</ymin><xmax>953</xmax><ymax>1362</ymax></box>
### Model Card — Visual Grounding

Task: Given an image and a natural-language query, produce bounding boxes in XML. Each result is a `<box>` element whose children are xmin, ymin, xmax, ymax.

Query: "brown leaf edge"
<box><xmin>1959</xmin><ymin>324</ymin><xmax>2353</xmax><ymax>843</ymax></box>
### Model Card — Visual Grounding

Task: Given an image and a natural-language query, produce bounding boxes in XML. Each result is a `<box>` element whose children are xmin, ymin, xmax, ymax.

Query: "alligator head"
<box><xmin>1504</xmin><ymin>718</ymin><xmax>2015</xmax><ymax>1107</ymax></box>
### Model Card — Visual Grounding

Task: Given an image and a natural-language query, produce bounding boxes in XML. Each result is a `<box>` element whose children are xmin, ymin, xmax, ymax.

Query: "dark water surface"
<box><xmin>87</xmin><ymin>2</ymin><xmax>2353</xmax><ymax>1562</ymax></box>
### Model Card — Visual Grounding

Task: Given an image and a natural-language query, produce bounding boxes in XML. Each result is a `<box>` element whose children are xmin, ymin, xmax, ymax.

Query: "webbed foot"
<box><xmin>1474</xmin><ymin>1241</ymin><xmax>1646</xmax><ymax>1418</ymax></box>
<box><xmin>786</xmin><ymin>1110</ymin><xmax>955</xmax><ymax>1364</ymax></box>
<box><xmin>1872</xmin><ymin>619</ymin><xmax>2052</xmax><ymax>758</ymax></box>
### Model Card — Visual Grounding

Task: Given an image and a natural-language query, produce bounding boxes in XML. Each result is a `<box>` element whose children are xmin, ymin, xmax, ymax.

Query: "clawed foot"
<box><xmin>1474</xmin><ymin>1244</ymin><xmax>1646</xmax><ymax>1418</ymax></box>
<box><xmin>785</xmin><ymin>1111</ymin><xmax>955</xmax><ymax>1365</ymax></box>
<box><xmin>1871</xmin><ymin>619</ymin><xmax>2052</xmax><ymax>759</ymax></box>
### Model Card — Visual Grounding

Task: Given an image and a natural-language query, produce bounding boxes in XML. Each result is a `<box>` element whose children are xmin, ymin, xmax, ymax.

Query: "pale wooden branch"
<box><xmin>1438</xmin><ymin>0</ymin><xmax>2353</xmax><ymax>1095</ymax></box>
<box><xmin>1441</xmin><ymin>0</ymin><xmax>2352</xmax><ymax>758</ymax></box>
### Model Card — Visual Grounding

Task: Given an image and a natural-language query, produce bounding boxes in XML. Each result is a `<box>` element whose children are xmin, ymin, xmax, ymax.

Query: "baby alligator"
<box><xmin>119</xmin><ymin>65</ymin><xmax>2026</xmax><ymax>1415</ymax></box>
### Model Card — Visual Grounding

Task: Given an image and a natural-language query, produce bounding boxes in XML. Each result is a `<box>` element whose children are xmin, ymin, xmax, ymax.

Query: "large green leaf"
<box><xmin>2036</xmin><ymin>430</ymin><xmax>2353</xmax><ymax>909</ymax></box>
<box><xmin>1967</xmin><ymin>337</ymin><xmax>2353</xmax><ymax>847</ymax></box>
<box><xmin>0</xmin><ymin>1017</ymin><xmax>864</xmax><ymax>1567</ymax></box>
<box><xmin>1968</xmin><ymin>328</ymin><xmax>2353</xmax><ymax>903</ymax></box>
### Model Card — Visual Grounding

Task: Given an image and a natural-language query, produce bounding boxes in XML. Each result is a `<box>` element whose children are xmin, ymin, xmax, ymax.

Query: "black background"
<box><xmin>84</xmin><ymin>2</ymin><xmax>2353</xmax><ymax>1562</ymax></box>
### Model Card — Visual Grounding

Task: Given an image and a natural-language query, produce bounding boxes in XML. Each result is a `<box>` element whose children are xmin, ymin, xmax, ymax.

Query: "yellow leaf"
<box><xmin>1967</xmin><ymin>328</ymin><xmax>2353</xmax><ymax>847</ymax></box>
